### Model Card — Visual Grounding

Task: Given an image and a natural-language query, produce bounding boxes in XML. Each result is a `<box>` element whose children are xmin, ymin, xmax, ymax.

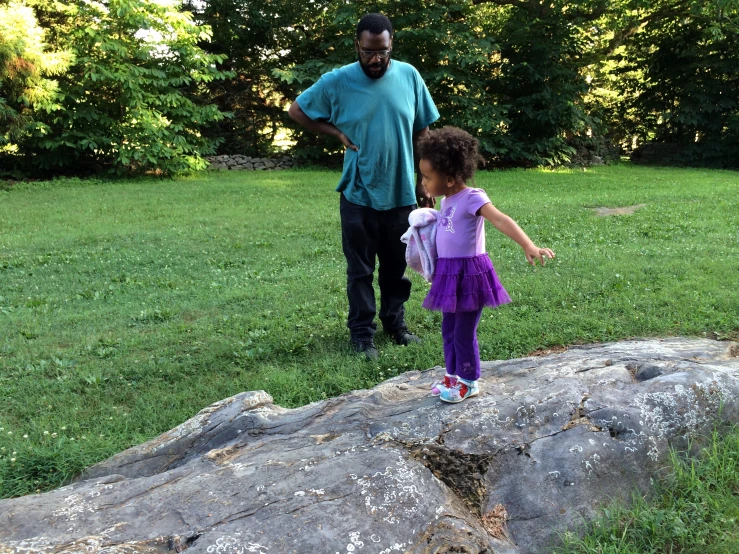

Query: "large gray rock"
<box><xmin>1</xmin><ymin>338</ymin><xmax>738</xmax><ymax>554</ymax></box>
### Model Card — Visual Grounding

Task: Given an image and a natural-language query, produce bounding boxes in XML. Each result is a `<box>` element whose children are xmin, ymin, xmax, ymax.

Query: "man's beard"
<box><xmin>359</xmin><ymin>57</ymin><xmax>390</xmax><ymax>79</ymax></box>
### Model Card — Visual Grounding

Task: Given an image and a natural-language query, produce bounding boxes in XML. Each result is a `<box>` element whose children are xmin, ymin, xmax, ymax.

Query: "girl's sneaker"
<box><xmin>431</xmin><ymin>374</ymin><xmax>457</xmax><ymax>396</ymax></box>
<box><xmin>439</xmin><ymin>378</ymin><xmax>479</xmax><ymax>403</ymax></box>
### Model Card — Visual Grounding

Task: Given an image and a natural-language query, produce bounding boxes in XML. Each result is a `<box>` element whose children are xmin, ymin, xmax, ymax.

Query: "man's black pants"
<box><xmin>339</xmin><ymin>194</ymin><xmax>414</xmax><ymax>341</ymax></box>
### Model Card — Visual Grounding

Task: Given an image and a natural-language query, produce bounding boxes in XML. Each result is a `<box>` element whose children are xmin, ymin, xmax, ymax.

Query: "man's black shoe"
<box><xmin>351</xmin><ymin>338</ymin><xmax>379</xmax><ymax>361</ymax></box>
<box><xmin>393</xmin><ymin>328</ymin><xmax>421</xmax><ymax>346</ymax></box>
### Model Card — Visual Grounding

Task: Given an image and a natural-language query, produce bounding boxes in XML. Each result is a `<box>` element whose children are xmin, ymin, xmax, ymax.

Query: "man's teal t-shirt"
<box><xmin>296</xmin><ymin>61</ymin><xmax>439</xmax><ymax>211</ymax></box>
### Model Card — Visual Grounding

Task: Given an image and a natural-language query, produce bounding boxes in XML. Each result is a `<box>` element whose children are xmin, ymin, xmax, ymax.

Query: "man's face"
<box><xmin>355</xmin><ymin>30</ymin><xmax>392</xmax><ymax>79</ymax></box>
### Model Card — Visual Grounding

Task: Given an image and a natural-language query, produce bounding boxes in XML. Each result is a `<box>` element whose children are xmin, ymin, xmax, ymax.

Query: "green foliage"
<box><xmin>588</xmin><ymin>0</ymin><xmax>739</xmax><ymax>167</ymax></box>
<box><xmin>1</xmin><ymin>165</ymin><xmax>738</xmax><ymax>497</ymax></box>
<box><xmin>198</xmin><ymin>0</ymin><xmax>738</xmax><ymax>168</ymax></box>
<box><xmin>272</xmin><ymin>0</ymin><xmax>605</xmax><ymax>166</ymax></box>
<box><xmin>0</xmin><ymin>0</ymin><xmax>71</xmax><ymax>148</ymax></box>
<box><xmin>11</xmin><ymin>0</ymin><xmax>233</xmax><ymax>176</ymax></box>
<box><xmin>182</xmin><ymin>0</ymin><xmax>330</xmax><ymax>157</ymax></box>
<box><xmin>357</xmin><ymin>1</ymin><xmax>512</xmax><ymax>163</ymax></box>
<box><xmin>271</xmin><ymin>0</ymin><xmax>507</xmax><ymax>163</ymax></box>
<box><xmin>5</xmin><ymin>0</ymin><xmax>738</xmax><ymax>171</ymax></box>
<box><xmin>494</xmin><ymin>5</ymin><xmax>591</xmax><ymax>166</ymax></box>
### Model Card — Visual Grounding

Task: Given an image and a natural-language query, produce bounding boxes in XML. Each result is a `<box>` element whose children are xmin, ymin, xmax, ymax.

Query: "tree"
<box><xmin>492</xmin><ymin>4</ymin><xmax>592</xmax><ymax>165</ymax></box>
<box><xmin>271</xmin><ymin>1</ymin><xmax>508</xmax><ymax>163</ymax></box>
<box><xmin>0</xmin><ymin>0</ymin><xmax>71</xmax><ymax>150</ymax></box>
<box><xmin>20</xmin><ymin>0</ymin><xmax>233</xmax><ymax>175</ymax></box>
<box><xmin>275</xmin><ymin>0</ymin><xmax>593</xmax><ymax>166</ymax></box>
<box><xmin>7</xmin><ymin>0</ymin><xmax>738</xmax><ymax>172</ymax></box>
<box><xmin>593</xmin><ymin>0</ymin><xmax>739</xmax><ymax>166</ymax></box>
<box><xmin>183</xmin><ymin>0</ymin><xmax>334</xmax><ymax>157</ymax></box>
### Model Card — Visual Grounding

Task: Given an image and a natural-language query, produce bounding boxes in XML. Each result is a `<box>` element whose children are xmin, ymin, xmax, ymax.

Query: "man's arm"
<box><xmin>413</xmin><ymin>126</ymin><xmax>434</xmax><ymax>208</ymax></box>
<box><xmin>288</xmin><ymin>101</ymin><xmax>358</xmax><ymax>152</ymax></box>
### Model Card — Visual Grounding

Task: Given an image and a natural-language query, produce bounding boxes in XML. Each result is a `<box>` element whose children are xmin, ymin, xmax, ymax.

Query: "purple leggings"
<box><xmin>441</xmin><ymin>308</ymin><xmax>483</xmax><ymax>381</ymax></box>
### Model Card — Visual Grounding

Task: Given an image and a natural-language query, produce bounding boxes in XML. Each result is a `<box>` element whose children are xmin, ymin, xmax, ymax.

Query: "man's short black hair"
<box><xmin>356</xmin><ymin>13</ymin><xmax>393</xmax><ymax>40</ymax></box>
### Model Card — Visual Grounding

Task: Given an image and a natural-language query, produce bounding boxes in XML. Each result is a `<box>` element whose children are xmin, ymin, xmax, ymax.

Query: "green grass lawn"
<box><xmin>1</xmin><ymin>164</ymin><xmax>738</xmax><ymax>502</ymax></box>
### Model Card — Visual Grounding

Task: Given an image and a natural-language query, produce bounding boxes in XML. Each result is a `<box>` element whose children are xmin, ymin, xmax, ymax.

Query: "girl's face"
<box><xmin>419</xmin><ymin>159</ymin><xmax>454</xmax><ymax>197</ymax></box>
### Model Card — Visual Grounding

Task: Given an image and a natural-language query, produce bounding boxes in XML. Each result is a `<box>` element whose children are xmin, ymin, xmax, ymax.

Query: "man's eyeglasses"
<box><xmin>359</xmin><ymin>49</ymin><xmax>392</xmax><ymax>60</ymax></box>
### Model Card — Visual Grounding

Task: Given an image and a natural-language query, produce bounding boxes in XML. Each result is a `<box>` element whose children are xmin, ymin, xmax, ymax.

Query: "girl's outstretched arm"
<box><xmin>478</xmin><ymin>203</ymin><xmax>555</xmax><ymax>266</ymax></box>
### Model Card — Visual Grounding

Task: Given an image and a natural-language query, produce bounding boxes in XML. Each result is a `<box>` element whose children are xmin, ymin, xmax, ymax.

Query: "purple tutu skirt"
<box><xmin>422</xmin><ymin>254</ymin><xmax>511</xmax><ymax>312</ymax></box>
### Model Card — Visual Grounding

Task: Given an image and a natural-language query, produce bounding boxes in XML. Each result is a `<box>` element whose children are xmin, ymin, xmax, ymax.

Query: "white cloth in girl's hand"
<box><xmin>400</xmin><ymin>208</ymin><xmax>439</xmax><ymax>282</ymax></box>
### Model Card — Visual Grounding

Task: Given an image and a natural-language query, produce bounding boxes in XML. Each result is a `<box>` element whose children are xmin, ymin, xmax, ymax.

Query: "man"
<box><xmin>288</xmin><ymin>13</ymin><xmax>439</xmax><ymax>360</ymax></box>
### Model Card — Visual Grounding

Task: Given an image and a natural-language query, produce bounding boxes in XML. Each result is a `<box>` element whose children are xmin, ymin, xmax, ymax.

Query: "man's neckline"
<box><xmin>358</xmin><ymin>59</ymin><xmax>394</xmax><ymax>81</ymax></box>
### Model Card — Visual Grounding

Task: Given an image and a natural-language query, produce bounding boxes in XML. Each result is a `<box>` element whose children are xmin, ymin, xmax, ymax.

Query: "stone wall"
<box><xmin>205</xmin><ymin>154</ymin><xmax>297</xmax><ymax>171</ymax></box>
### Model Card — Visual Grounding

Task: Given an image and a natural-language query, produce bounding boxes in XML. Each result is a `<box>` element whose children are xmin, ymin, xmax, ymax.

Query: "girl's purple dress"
<box><xmin>422</xmin><ymin>187</ymin><xmax>511</xmax><ymax>313</ymax></box>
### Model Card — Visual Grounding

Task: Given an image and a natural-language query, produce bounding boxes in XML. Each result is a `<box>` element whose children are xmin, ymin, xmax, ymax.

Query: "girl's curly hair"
<box><xmin>417</xmin><ymin>126</ymin><xmax>484</xmax><ymax>184</ymax></box>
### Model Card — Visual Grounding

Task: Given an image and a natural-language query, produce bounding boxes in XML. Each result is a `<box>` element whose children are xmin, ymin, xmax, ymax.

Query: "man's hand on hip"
<box><xmin>338</xmin><ymin>132</ymin><xmax>359</xmax><ymax>152</ymax></box>
<box><xmin>416</xmin><ymin>183</ymin><xmax>435</xmax><ymax>208</ymax></box>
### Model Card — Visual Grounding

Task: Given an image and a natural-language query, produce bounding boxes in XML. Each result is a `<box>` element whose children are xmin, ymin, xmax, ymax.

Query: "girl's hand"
<box><xmin>477</xmin><ymin>204</ymin><xmax>554</xmax><ymax>265</ymax></box>
<box><xmin>524</xmin><ymin>245</ymin><xmax>555</xmax><ymax>266</ymax></box>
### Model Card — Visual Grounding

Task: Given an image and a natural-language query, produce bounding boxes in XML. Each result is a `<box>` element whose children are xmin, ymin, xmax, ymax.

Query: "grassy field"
<box><xmin>1</xmin><ymin>164</ymin><xmax>738</xmax><ymax>503</ymax></box>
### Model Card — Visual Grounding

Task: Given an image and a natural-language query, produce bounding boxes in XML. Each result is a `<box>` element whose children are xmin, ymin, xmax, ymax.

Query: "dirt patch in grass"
<box><xmin>592</xmin><ymin>204</ymin><xmax>647</xmax><ymax>216</ymax></box>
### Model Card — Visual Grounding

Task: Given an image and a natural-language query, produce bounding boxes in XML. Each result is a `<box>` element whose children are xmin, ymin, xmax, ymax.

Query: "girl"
<box><xmin>417</xmin><ymin>127</ymin><xmax>555</xmax><ymax>403</ymax></box>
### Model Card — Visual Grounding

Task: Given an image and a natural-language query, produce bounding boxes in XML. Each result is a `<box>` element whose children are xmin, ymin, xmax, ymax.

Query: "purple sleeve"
<box><xmin>467</xmin><ymin>188</ymin><xmax>492</xmax><ymax>216</ymax></box>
